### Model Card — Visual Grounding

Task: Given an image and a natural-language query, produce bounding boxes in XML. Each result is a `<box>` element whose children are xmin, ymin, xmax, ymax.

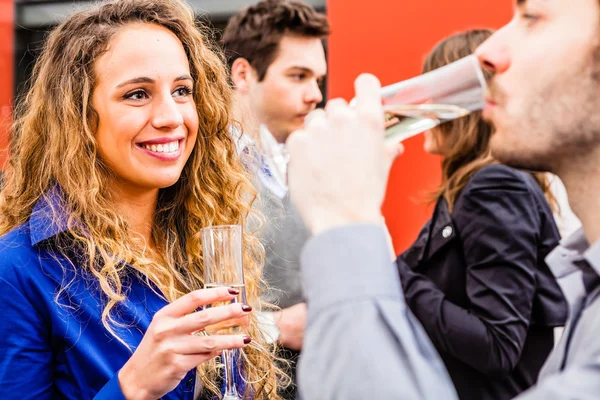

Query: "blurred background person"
<box><xmin>396</xmin><ymin>30</ymin><xmax>567</xmax><ymax>400</ymax></box>
<box><xmin>223</xmin><ymin>1</ymin><xmax>329</xmax><ymax>398</ymax></box>
<box><xmin>0</xmin><ymin>0</ymin><xmax>283</xmax><ymax>398</ymax></box>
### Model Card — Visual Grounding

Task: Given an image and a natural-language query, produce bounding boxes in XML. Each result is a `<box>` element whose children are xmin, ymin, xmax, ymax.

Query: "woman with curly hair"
<box><xmin>0</xmin><ymin>0</ymin><xmax>283</xmax><ymax>398</ymax></box>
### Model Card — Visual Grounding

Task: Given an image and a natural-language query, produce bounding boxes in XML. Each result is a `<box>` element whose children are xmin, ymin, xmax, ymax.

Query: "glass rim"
<box><xmin>379</xmin><ymin>54</ymin><xmax>487</xmax><ymax>98</ymax></box>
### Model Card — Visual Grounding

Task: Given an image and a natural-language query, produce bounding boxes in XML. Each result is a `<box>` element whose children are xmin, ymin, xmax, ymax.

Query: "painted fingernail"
<box><xmin>228</xmin><ymin>288</ymin><xmax>240</xmax><ymax>295</ymax></box>
<box><xmin>243</xmin><ymin>336</ymin><xmax>252</xmax><ymax>344</ymax></box>
<box><xmin>241</xmin><ymin>304</ymin><xmax>252</xmax><ymax>312</ymax></box>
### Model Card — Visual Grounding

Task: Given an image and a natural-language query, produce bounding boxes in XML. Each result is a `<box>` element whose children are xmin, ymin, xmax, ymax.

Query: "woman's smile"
<box><xmin>136</xmin><ymin>137</ymin><xmax>185</xmax><ymax>161</ymax></box>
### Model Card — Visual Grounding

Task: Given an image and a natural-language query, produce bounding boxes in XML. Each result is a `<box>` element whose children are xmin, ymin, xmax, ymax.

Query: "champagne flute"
<box><xmin>380</xmin><ymin>54</ymin><xmax>487</xmax><ymax>143</ymax></box>
<box><xmin>259</xmin><ymin>54</ymin><xmax>487</xmax><ymax>192</ymax></box>
<box><xmin>202</xmin><ymin>225</ymin><xmax>246</xmax><ymax>400</ymax></box>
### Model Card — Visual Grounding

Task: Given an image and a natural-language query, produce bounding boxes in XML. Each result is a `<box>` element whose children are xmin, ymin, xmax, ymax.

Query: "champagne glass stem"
<box><xmin>223</xmin><ymin>349</ymin><xmax>240</xmax><ymax>400</ymax></box>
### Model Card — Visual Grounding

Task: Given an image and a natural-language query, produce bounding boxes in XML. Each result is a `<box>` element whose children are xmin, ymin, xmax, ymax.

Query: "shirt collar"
<box><xmin>583</xmin><ymin>234</ymin><xmax>600</xmax><ymax>277</ymax></box>
<box><xmin>560</xmin><ymin>228</ymin><xmax>590</xmax><ymax>253</ymax></box>
<box><xmin>29</xmin><ymin>185</ymin><xmax>71</xmax><ymax>246</ymax></box>
<box><xmin>546</xmin><ymin>227</ymin><xmax>600</xmax><ymax>277</ymax></box>
<box><xmin>232</xmin><ymin>126</ymin><xmax>252</xmax><ymax>155</ymax></box>
<box><xmin>235</xmin><ymin>129</ymin><xmax>288</xmax><ymax>200</ymax></box>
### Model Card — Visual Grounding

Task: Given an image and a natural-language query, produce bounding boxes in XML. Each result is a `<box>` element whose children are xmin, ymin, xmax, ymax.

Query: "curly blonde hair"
<box><xmin>0</xmin><ymin>0</ymin><xmax>284</xmax><ymax>397</ymax></box>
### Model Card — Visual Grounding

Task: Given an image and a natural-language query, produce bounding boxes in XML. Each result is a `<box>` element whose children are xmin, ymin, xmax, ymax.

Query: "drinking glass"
<box><xmin>380</xmin><ymin>54</ymin><xmax>487</xmax><ymax>143</ymax></box>
<box><xmin>258</xmin><ymin>54</ymin><xmax>487</xmax><ymax>192</ymax></box>
<box><xmin>202</xmin><ymin>225</ymin><xmax>246</xmax><ymax>400</ymax></box>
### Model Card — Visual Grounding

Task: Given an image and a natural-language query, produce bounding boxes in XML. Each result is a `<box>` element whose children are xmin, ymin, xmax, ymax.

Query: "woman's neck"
<box><xmin>110</xmin><ymin>182</ymin><xmax>159</xmax><ymax>247</ymax></box>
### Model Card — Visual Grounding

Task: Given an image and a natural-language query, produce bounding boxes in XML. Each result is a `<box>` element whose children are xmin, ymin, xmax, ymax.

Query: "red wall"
<box><xmin>0</xmin><ymin>0</ymin><xmax>13</xmax><ymax>166</ymax></box>
<box><xmin>327</xmin><ymin>0</ymin><xmax>513</xmax><ymax>253</ymax></box>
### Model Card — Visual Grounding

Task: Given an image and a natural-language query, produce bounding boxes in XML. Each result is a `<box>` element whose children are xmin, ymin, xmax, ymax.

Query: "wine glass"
<box><xmin>202</xmin><ymin>225</ymin><xmax>246</xmax><ymax>400</ymax></box>
<box><xmin>258</xmin><ymin>54</ymin><xmax>487</xmax><ymax>193</ymax></box>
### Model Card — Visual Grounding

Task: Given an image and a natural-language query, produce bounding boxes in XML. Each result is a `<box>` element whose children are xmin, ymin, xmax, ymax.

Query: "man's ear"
<box><xmin>231</xmin><ymin>58</ymin><xmax>257</xmax><ymax>93</ymax></box>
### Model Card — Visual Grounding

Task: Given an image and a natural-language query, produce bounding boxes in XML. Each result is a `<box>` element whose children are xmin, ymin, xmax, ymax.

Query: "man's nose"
<box><xmin>304</xmin><ymin>79</ymin><xmax>323</xmax><ymax>105</ymax></box>
<box><xmin>475</xmin><ymin>27</ymin><xmax>511</xmax><ymax>75</ymax></box>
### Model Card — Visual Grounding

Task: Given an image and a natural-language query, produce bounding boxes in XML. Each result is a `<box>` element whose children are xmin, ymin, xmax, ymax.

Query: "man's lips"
<box><xmin>482</xmin><ymin>97</ymin><xmax>497</xmax><ymax>119</ymax></box>
<box><xmin>484</xmin><ymin>94</ymin><xmax>498</xmax><ymax>106</ymax></box>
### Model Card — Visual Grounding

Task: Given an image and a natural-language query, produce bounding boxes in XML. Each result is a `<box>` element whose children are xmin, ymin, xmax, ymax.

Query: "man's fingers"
<box><xmin>383</xmin><ymin>141</ymin><xmax>404</xmax><ymax>172</ymax></box>
<box><xmin>325</xmin><ymin>98</ymin><xmax>355</xmax><ymax>126</ymax></box>
<box><xmin>385</xmin><ymin>141</ymin><xmax>404</xmax><ymax>161</ymax></box>
<box><xmin>303</xmin><ymin>108</ymin><xmax>327</xmax><ymax>129</ymax></box>
<box><xmin>177</xmin><ymin>303</ymin><xmax>251</xmax><ymax>334</ymax></box>
<box><xmin>354</xmin><ymin>74</ymin><xmax>383</xmax><ymax>115</ymax></box>
<box><xmin>325</xmin><ymin>98</ymin><xmax>348</xmax><ymax>113</ymax></box>
<box><xmin>156</xmin><ymin>287</ymin><xmax>238</xmax><ymax>318</ymax></box>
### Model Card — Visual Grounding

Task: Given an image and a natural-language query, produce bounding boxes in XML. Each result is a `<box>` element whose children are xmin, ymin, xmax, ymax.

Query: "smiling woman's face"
<box><xmin>92</xmin><ymin>22</ymin><xmax>198</xmax><ymax>194</ymax></box>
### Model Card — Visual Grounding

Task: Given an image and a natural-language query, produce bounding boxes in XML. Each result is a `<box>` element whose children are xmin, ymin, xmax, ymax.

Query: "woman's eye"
<box><xmin>124</xmin><ymin>90</ymin><xmax>148</xmax><ymax>100</ymax></box>
<box><xmin>173</xmin><ymin>87</ymin><xmax>193</xmax><ymax>97</ymax></box>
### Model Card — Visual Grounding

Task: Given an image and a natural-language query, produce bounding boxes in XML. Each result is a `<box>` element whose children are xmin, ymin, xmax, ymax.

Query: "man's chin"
<box><xmin>491</xmin><ymin>140</ymin><xmax>551</xmax><ymax>172</ymax></box>
<box><xmin>490</xmin><ymin>134</ymin><xmax>521</xmax><ymax>165</ymax></box>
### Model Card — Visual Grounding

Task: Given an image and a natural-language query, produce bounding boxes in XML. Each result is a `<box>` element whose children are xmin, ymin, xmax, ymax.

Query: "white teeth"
<box><xmin>142</xmin><ymin>141</ymin><xmax>180</xmax><ymax>154</ymax></box>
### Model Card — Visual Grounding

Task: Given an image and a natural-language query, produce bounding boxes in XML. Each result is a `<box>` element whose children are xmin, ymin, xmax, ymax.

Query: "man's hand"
<box><xmin>287</xmin><ymin>74</ymin><xmax>402</xmax><ymax>235</ymax></box>
<box><xmin>275</xmin><ymin>303</ymin><xmax>307</xmax><ymax>351</ymax></box>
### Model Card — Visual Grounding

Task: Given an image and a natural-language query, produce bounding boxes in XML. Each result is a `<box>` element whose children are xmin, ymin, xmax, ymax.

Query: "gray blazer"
<box><xmin>298</xmin><ymin>224</ymin><xmax>600</xmax><ymax>400</ymax></box>
<box><xmin>298</xmin><ymin>224</ymin><xmax>457</xmax><ymax>400</ymax></box>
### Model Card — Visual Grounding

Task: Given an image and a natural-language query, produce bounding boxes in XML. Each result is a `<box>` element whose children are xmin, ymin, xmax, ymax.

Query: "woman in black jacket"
<box><xmin>396</xmin><ymin>30</ymin><xmax>568</xmax><ymax>400</ymax></box>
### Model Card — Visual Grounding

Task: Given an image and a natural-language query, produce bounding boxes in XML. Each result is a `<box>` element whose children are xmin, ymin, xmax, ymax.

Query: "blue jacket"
<box><xmin>0</xmin><ymin>187</ymin><xmax>199</xmax><ymax>399</ymax></box>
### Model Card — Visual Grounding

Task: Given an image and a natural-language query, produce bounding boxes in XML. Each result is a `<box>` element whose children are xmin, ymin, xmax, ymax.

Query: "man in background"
<box><xmin>222</xmin><ymin>1</ymin><xmax>329</xmax><ymax>397</ymax></box>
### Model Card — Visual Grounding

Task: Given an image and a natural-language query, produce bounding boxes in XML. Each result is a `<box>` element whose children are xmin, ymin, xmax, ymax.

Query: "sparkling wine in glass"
<box><xmin>203</xmin><ymin>283</ymin><xmax>247</xmax><ymax>335</ymax></box>
<box><xmin>383</xmin><ymin>103</ymin><xmax>470</xmax><ymax>143</ymax></box>
<box><xmin>202</xmin><ymin>225</ymin><xmax>246</xmax><ymax>400</ymax></box>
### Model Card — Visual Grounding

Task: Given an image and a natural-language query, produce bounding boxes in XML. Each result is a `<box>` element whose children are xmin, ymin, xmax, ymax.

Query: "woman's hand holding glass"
<box><xmin>117</xmin><ymin>287</ymin><xmax>252</xmax><ymax>400</ymax></box>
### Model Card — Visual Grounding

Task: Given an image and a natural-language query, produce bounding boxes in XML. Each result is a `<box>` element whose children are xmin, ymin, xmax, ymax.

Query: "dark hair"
<box><xmin>425</xmin><ymin>29</ymin><xmax>556</xmax><ymax>212</ymax></box>
<box><xmin>222</xmin><ymin>0</ymin><xmax>330</xmax><ymax>81</ymax></box>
